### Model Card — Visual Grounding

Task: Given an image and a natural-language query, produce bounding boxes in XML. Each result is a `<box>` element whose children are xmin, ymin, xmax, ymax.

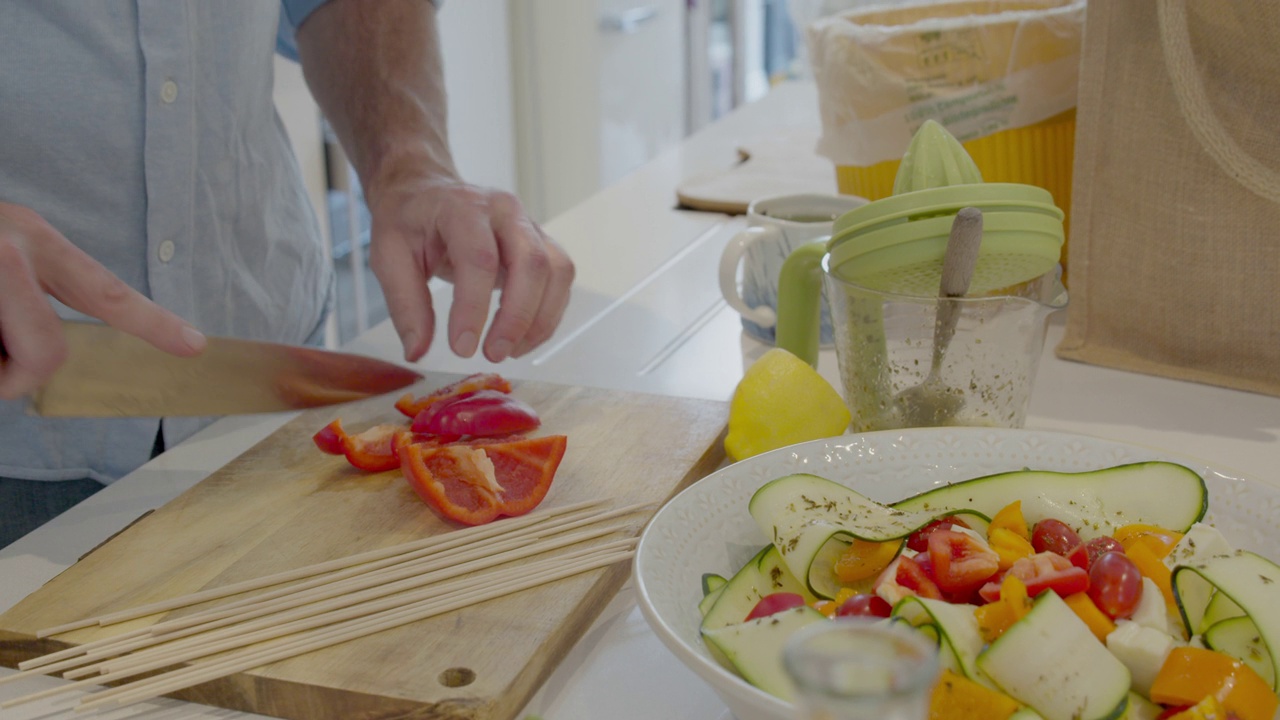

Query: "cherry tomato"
<box><xmin>927</xmin><ymin>529</ymin><xmax>1001</xmax><ymax>596</ymax></box>
<box><xmin>836</xmin><ymin>593</ymin><xmax>892</xmax><ymax>618</ymax></box>
<box><xmin>744</xmin><ymin>592</ymin><xmax>806</xmax><ymax>622</ymax></box>
<box><xmin>1083</xmin><ymin>536</ymin><xmax>1125</xmax><ymax>569</ymax></box>
<box><xmin>1087</xmin><ymin>551</ymin><xmax>1144</xmax><ymax>619</ymax></box>
<box><xmin>893</xmin><ymin>556</ymin><xmax>944</xmax><ymax>600</ymax></box>
<box><xmin>1031</xmin><ymin>518</ymin><xmax>1083</xmax><ymax>557</ymax></box>
<box><xmin>906</xmin><ymin>516</ymin><xmax>971</xmax><ymax>553</ymax></box>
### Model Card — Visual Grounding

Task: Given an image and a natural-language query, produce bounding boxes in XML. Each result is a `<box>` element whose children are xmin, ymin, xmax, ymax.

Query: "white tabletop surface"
<box><xmin>3</xmin><ymin>81</ymin><xmax>1279</xmax><ymax>720</ymax></box>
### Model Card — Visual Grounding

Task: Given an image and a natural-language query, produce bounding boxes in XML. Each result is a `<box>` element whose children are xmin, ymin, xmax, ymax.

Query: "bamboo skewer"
<box><xmin>149</xmin><ymin>500</ymin><xmax>651</xmax><ymax>637</ymax></box>
<box><xmin>14</xmin><ymin>498</ymin><xmax>646</xmax><ymax>678</ymax></box>
<box><xmin>66</xmin><ymin>525</ymin><xmax>630</xmax><ymax>678</ymax></box>
<box><xmin>33</xmin><ymin>498</ymin><xmax>610</xmax><ymax>639</ymax></box>
<box><xmin>3</xmin><ymin>541</ymin><xmax>634</xmax><ymax>709</ymax></box>
<box><xmin>88</xmin><ymin>540</ymin><xmax>634</xmax><ymax>684</ymax></box>
<box><xmin>4</xmin><ymin>500</ymin><xmax>646</xmax><ymax>710</ymax></box>
<box><xmin>76</xmin><ymin>546</ymin><xmax>636</xmax><ymax>712</ymax></box>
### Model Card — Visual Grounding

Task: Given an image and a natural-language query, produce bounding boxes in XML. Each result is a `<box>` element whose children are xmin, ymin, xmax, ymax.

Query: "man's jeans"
<box><xmin>0</xmin><ymin>477</ymin><xmax>105</xmax><ymax>549</ymax></box>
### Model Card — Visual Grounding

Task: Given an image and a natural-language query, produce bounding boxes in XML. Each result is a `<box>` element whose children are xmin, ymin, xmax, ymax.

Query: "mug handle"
<box><xmin>718</xmin><ymin>225</ymin><xmax>783</xmax><ymax>328</ymax></box>
<box><xmin>775</xmin><ymin>241</ymin><xmax>827</xmax><ymax>367</ymax></box>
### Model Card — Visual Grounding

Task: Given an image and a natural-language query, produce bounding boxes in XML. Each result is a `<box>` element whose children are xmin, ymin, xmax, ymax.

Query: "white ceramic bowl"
<box><xmin>633</xmin><ymin>428</ymin><xmax>1280</xmax><ymax>720</ymax></box>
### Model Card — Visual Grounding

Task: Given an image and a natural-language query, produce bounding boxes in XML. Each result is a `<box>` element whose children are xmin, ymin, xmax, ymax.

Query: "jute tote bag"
<box><xmin>1056</xmin><ymin>0</ymin><xmax>1280</xmax><ymax>396</ymax></box>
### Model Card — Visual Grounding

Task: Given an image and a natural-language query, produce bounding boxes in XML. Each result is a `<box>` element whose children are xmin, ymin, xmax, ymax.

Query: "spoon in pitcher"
<box><xmin>895</xmin><ymin>207</ymin><xmax>983</xmax><ymax>427</ymax></box>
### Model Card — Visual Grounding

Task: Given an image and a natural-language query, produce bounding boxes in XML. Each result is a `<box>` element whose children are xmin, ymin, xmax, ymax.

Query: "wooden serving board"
<box><xmin>0</xmin><ymin>375</ymin><xmax>728</xmax><ymax>719</ymax></box>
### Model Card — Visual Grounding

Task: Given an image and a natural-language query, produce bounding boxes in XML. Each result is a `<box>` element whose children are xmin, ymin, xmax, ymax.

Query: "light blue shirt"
<box><xmin>0</xmin><ymin>1</ymin><xmax>336</xmax><ymax>483</ymax></box>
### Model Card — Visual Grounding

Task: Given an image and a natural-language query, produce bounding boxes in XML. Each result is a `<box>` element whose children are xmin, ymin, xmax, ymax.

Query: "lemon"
<box><xmin>724</xmin><ymin>348</ymin><xmax>852</xmax><ymax>462</ymax></box>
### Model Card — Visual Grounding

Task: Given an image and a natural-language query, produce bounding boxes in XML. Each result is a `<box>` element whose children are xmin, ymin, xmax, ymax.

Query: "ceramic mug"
<box><xmin>718</xmin><ymin>193</ymin><xmax>866</xmax><ymax>345</ymax></box>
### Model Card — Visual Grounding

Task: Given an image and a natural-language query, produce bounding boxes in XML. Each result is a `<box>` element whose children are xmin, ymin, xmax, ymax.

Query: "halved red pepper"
<box><xmin>410</xmin><ymin>389</ymin><xmax>541</xmax><ymax>438</ymax></box>
<box><xmin>394</xmin><ymin>372</ymin><xmax>512</xmax><ymax>418</ymax></box>
<box><xmin>311</xmin><ymin>419</ymin><xmax>402</xmax><ymax>472</ymax></box>
<box><xmin>400</xmin><ymin>434</ymin><xmax>567</xmax><ymax>525</ymax></box>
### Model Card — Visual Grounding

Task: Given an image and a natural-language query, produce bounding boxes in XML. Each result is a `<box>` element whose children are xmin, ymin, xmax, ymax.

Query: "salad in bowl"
<box><xmin>633</xmin><ymin>429</ymin><xmax>1280</xmax><ymax>720</ymax></box>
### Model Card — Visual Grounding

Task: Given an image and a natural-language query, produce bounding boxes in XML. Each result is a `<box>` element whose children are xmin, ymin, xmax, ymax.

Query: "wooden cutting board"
<box><xmin>0</xmin><ymin>374</ymin><xmax>728</xmax><ymax>719</ymax></box>
<box><xmin>675</xmin><ymin>129</ymin><xmax>839</xmax><ymax>214</ymax></box>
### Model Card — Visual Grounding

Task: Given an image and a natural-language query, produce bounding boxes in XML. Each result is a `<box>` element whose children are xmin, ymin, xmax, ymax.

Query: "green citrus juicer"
<box><xmin>776</xmin><ymin>121</ymin><xmax>1066</xmax><ymax>367</ymax></box>
<box><xmin>774</xmin><ymin>121</ymin><xmax>1067</xmax><ymax>432</ymax></box>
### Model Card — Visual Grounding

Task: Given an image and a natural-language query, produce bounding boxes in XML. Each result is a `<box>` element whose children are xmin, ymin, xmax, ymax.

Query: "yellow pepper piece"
<box><xmin>929</xmin><ymin>669</ymin><xmax>1022</xmax><ymax>720</ymax></box>
<box><xmin>988</xmin><ymin>527</ymin><xmax>1035</xmax><ymax>571</ymax></box>
<box><xmin>724</xmin><ymin>348</ymin><xmax>852</xmax><ymax>462</ymax></box>
<box><xmin>812</xmin><ymin>599</ymin><xmax>837</xmax><ymax>618</ymax></box>
<box><xmin>988</xmin><ymin>500</ymin><xmax>1030</xmax><ymax>540</ymax></box>
<box><xmin>834</xmin><ymin>538</ymin><xmax>902</xmax><ymax>583</ymax></box>
<box><xmin>1150</xmin><ymin>647</ymin><xmax>1279</xmax><ymax>720</ymax></box>
<box><xmin>1167</xmin><ymin>694</ymin><xmax>1230</xmax><ymax>720</ymax></box>
<box><xmin>1114</xmin><ymin>523</ymin><xmax>1183</xmax><ymax>559</ymax></box>
<box><xmin>1125</xmin><ymin>540</ymin><xmax>1176</xmax><ymax>610</ymax></box>
<box><xmin>1062</xmin><ymin>592</ymin><xmax>1117</xmax><ymax>643</ymax></box>
<box><xmin>974</xmin><ymin>574</ymin><xmax>1031</xmax><ymax>643</ymax></box>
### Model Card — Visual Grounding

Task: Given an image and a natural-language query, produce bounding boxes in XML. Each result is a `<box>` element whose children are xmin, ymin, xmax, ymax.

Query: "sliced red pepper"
<box><xmin>340</xmin><ymin>424</ymin><xmax>403</xmax><ymax>472</ymax></box>
<box><xmin>394</xmin><ymin>373</ymin><xmax>512</xmax><ymax>418</ymax></box>
<box><xmin>400</xmin><ymin>435</ymin><xmax>567</xmax><ymax>525</ymax></box>
<box><xmin>314</xmin><ymin>419</ymin><xmax>403</xmax><ymax>472</ymax></box>
<box><xmin>312</xmin><ymin>419</ymin><xmax>347</xmax><ymax>455</ymax></box>
<box><xmin>410</xmin><ymin>389</ymin><xmax>541</xmax><ymax>438</ymax></box>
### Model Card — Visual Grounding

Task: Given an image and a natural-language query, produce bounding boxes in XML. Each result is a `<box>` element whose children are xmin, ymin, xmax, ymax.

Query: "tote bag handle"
<box><xmin>1158</xmin><ymin>0</ymin><xmax>1280</xmax><ymax>204</ymax></box>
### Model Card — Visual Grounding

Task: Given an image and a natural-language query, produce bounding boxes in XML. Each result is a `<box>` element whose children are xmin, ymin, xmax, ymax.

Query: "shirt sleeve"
<box><xmin>276</xmin><ymin>0</ymin><xmax>441</xmax><ymax>61</ymax></box>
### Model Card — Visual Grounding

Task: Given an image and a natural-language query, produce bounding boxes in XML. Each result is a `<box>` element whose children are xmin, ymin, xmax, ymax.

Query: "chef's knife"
<box><xmin>27</xmin><ymin>322</ymin><xmax>424</xmax><ymax>417</ymax></box>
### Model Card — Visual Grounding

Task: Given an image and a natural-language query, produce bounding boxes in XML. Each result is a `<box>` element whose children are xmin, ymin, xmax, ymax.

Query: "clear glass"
<box><xmin>824</xmin><ymin>260</ymin><xmax>1068</xmax><ymax>432</ymax></box>
<box><xmin>783</xmin><ymin>618</ymin><xmax>939</xmax><ymax>720</ymax></box>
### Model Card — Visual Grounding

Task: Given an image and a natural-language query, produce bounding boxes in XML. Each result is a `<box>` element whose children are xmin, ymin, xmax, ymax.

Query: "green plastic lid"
<box><xmin>826</xmin><ymin>183</ymin><xmax>1065</xmax><ymax>296</ymax></box>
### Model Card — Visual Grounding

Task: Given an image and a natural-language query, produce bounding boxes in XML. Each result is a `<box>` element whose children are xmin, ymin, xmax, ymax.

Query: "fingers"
<box><xmin>439</xmin><ymin>193</ymin><xmax>500</xmax><ymax>359</ymax></box>
<box><xmin>0</xmin><ymin>235</ymin><xmax>68</xmax><ymax>399</ymax></box>
<box><xmin>484</xmin><ymin>199</ymin><xmax>573</xmax><ymax>361</ymax></box>
<box><xmin>369</xmin><ymin>221</ymin><xmax>436</xmax><ymax>362</ymax></box>
<box><xmin>37</xmin><ymin>240</ymin><xmax>206</xmax><ymax>358</ymax></box>
<box><xmin>0</xmin><ymin>205</ymin><xmax>206</xmax><ymax>399</ymax></box>
<box><xmin>368</xmin><ymin>184</ymin><xmax>573</xmax><ymax>364</ymax></box>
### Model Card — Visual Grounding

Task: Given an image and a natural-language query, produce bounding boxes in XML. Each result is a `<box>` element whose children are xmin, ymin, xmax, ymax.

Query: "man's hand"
<box><xmin>0</xmin><ymin>202</ymin><xmax>206</xmax><ymax>400</ymax></box>
<box><xmin>295</xmin><ymin>0</ymin><xmax>574</xmax><ymax>364</ymax></box>
<box><xmin>366</xmin><ymin>178</ymin><xmax>573</xmax><ymax>363</ymax></box>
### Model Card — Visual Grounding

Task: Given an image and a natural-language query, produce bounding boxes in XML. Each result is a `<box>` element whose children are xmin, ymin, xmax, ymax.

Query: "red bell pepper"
<box><xmin>311</xmin><ymin>419</ymin><xmax>402</xmax><ymax>472</ymax></box>
<box><xmin>410</xmin><ymin>389</ymin><xmax>541</xmax><ymax>438</ymax></box>
<box><xmin>394</xmin><ymin>372</ymin><xmax>512</xmax><ymax>418</ymax></box>
<box><xmin>399</xmin><ymin>434</ymin><xmax>567</xmax><ymax>525</ymax></box>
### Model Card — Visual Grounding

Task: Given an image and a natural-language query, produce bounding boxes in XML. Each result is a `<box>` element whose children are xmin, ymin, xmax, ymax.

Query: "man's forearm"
<box><xmin>294</xmin><ymin>0</ymin><xmax>457</xmax><ymax>210</ymax></box>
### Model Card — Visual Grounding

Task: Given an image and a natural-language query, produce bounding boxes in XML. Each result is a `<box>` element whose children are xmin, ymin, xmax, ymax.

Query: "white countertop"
<box><xmin>3</xmin><ymin>81</ymin><xmax>1278</xmax><ymax>720</ymax></box>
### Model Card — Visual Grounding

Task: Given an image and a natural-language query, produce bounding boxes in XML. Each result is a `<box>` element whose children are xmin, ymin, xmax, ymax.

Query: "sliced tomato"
<box><xmin>928</xmin><ymin>529</ymin><xmax>1001</xmax><ymax>596</ymax></box>
<box><xmin>906</xmin><ymin>515</ymin><xmax>972</xmax><ymax>553</ymax></box>
<box><xmin>980</xmin><ymin>551</ymin><xmax>1090</xmax><ymax>602</ymax></box>
<box><xmin>394</xmin><ymin>373</ymin><xmax>513</xmax><ymax>418</ymax></box>
<box><xmin>744</xmin><ymin>592</ymin><xmax>806</xmax><ymax>621</ymax></box>
<box><xmin>895</xmin><ymin>555</ymin><xmax>944</xmax><ymax>600</ymax></box>
<box><xmin>400</xmin><ymin>435</ymin><xmax>567</xmax><ymax>525</ymax></box>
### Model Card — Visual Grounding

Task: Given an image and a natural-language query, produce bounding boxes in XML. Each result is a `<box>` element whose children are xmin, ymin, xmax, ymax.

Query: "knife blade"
<box><xmin>28</xmin><ymin>322</ymin><xmax>424</xmax><ymax>417</ymax></box>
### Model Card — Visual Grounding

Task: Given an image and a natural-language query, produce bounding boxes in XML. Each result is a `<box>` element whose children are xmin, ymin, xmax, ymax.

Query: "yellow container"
<box><xmin>837</xmin><ymin>109</ymin><xmax>1076</xmax><ymax>282</ymax></box>
<box><xmin>809</xmin><ymin>0</ymin><xmax>1085</xmax><ymax>282</ymax></box>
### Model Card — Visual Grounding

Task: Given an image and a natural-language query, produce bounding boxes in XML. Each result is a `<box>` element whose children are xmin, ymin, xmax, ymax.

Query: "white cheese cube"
<box><xmin>1106</xmin><ymin>621</ymin><xmax>1179</xmax><ymax>696</ymax></box>
<box><xmin>1128</xmin><ymin>577</ymin><xmax>1170</xmax><ymax>635</ymax></box>
<box><xmin>1164</xmin><ymin>523</ymin><xmax>1232</xmax><ymax>569</ymax></box>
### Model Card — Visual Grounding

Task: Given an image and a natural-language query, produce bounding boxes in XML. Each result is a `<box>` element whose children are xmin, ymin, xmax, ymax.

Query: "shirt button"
<box><xmin>158</xmin><ymin>240</ymin><xmax>176</xmax><ymax>263</ymax></box>
<box><xmin>161</xmin><ymin>80</ymin><xmax>179</xmax><ymax>104</ymax></box>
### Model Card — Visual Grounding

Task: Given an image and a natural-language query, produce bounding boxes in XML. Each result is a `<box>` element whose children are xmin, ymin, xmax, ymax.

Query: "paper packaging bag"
<box><xmin>806</xmin><ymin>0</ymin><xmax>1085</xmax><ymax>276</ymax></box>
<box><xmin>1057</xmin><ymin>0</ymin><xmax>1280</xmax><ymax>397</ymax></box>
